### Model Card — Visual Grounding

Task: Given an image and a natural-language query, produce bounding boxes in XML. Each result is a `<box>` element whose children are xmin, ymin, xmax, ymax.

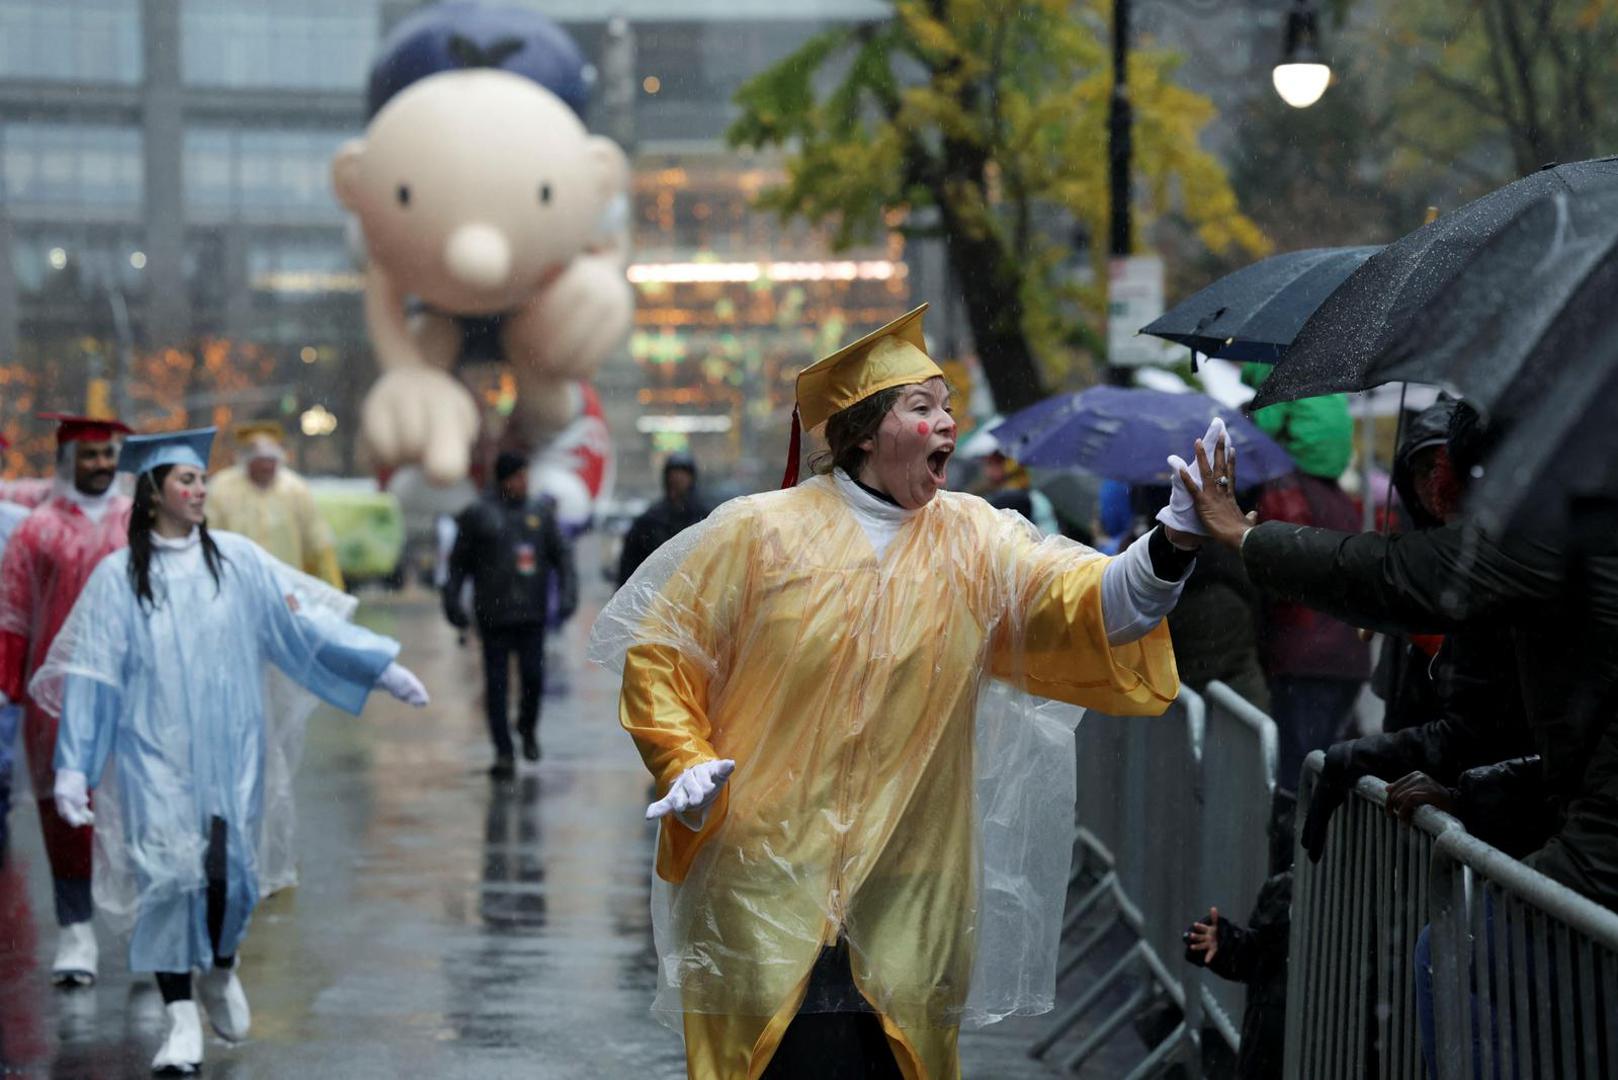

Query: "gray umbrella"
<box><xmin>1253</xmin><ymin>156</ymin><xmax>1618</xmax><ymax>408</ymax></box>
<box><xmin>1141</xmin><ymin>246</ymin><xmax>1378</xmax><ymax>364</ymax></box>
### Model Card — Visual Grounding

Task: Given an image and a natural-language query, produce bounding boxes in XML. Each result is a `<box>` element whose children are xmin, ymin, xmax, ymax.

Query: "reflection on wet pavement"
<box><xmin>0</xmin><ymin>562</ymin><xmax>1059</xmax><ymax>1078</ymax></box>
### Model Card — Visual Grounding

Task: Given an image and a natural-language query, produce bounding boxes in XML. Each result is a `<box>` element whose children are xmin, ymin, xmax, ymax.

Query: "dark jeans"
<box><xmin>1269</xmin><ymin>676</ymin><xmax>1362</xmax><ymax>794</ymax></box>
<box><xmin>481</xmin><ymin>623</ymin><xmax>546</xmax><ymax>759</ymax></box>
<box><xmin>761</xmin><ymin>943</ymin><xmax>901</xmax><ymax>1080</ymax></box>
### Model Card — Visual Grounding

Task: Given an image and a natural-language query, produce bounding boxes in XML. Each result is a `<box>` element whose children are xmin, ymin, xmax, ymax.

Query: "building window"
<box><xmin>247</xmin><ymin>235</ymin><xmax>359</xmax><ymax>298</ymax></box>
<box><xmin>0</xmin><ymin>123</ymin><xmax>143</xmax><ymax>211</ymax></box>
<box><xmin>11</xmin><ymin>226</ymin><xmax>148</xmax><ymax>301</ymax></box>
<box><xmin>0</xmin><ymin>0</ymin><xmax>142</xmax><ymax>84</ymax></box>
<box><xmin>184</xmin><ymin>127</ymin><xmax>355</xmax><ymax>222</ymax></box>
<box><xmin>180</xmin><ymin>0</ymin><xmax>381</xmax><ymax>90</ymax></box>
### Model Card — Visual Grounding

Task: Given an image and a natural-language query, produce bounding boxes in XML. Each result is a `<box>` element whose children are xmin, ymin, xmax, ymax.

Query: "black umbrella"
<box><xmin>1141</xmin><ymin>246</ymin><xmax>1378</xmax><ymax>363</ymax></box>
<box><xmin>1466</xmin><ymin>302</ymin><xmax>1618</xmax><ymax>539</ymax></box>
<box><xmin>1374</xmin><ymin>191</ymin><xmax>1618</xmax><ymax>412</ymax></box>
<box><xmin>1252</xmin><ymin>156</ymin><xmax>1618</xmax><ymax>408</ymax></box>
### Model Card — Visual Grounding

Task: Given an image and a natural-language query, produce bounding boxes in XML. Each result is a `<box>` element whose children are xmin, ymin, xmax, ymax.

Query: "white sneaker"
<box><xmin>198</xmin><ymin>959</ymin><xmax>251</xmax><ymax>1041</ymax></box>
<box><xmin>50</xmin><ymin>922</ymin><xmax>97</xmax><ymax>987</ymax></box>
<box><xmin>151</xmin><ymin>1001</ymin><xmax>203</xmax><ymax>1075</ymax></box>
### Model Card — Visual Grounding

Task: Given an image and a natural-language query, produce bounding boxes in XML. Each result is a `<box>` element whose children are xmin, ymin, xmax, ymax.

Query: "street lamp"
<box><xmin>1273</xmin><ymin>1</ymin><xmax>1332</xmax><ymax>108</ymax></box>
<box><xmin>1107</xmin><ymin>0</ymin><xmax>1330</xmax><ymax>380</ymax></box>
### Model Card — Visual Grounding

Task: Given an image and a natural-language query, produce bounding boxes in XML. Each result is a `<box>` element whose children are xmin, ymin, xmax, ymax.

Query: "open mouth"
<box><xmin>927</xmin><ymin>445</ymin><xmax>954</xmax><ymax>483</ymax></box>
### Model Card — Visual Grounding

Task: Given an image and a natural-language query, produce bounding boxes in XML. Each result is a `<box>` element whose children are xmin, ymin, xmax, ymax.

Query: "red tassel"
<box><xmin>780</xmin><ymin>406</ymin><xmax>802</xmax><ymax>488</ymax></box>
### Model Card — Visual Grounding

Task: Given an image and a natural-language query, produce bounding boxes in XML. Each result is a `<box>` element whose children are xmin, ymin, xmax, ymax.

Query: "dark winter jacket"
<box><xmin>617</xmin><ymin>469</ymin><xmax>711</xmax><ymax>587</ymax></box>
<box><xmin>1166</xmin><ymin>540</ymin><xmax>1270</xmax><ymax>711</ymax></box>
<box><xmin>1187</xmin><ymin>871</ymin><xmax>1292</xmax><ymax>1080</ymax></box>
<box><xmin>1373</xmin><ymin>398</ymin><xmax>1461</xmax><ymax>732</ymax></box>
<box><xmin>444</xmin><ymin>494</ymin><xmax>577</xmax><ymax>632</ymax></box>
<box><xmin>1244</xmin><ymin>519</ymin><xmax>1618</xmax><ymax>908</ymax></box>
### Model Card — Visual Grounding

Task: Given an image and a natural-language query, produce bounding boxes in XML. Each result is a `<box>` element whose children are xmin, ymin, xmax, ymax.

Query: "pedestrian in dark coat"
<box><xmin>616</xmin><ymin>452</ymin><xmax>710</xmax><ymax>587</ymax></box>
<box><xmin>444</xmin><ymin>452</ymin><xmax>577</xmax><ymax>776</ymax></box>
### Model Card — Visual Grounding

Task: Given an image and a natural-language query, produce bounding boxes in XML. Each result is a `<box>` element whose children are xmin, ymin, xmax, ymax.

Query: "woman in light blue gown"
<box><xmin>33</xmin><ymin>428</ymin><xmax>429</xmax><ymax>1076</ymax></box>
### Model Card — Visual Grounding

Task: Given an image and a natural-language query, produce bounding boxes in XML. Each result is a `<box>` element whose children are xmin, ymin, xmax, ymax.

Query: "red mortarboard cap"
<box><xmin>37</xmin><ymin>413</ymin><xmax>134</xmax><ymax>446</ymax></box>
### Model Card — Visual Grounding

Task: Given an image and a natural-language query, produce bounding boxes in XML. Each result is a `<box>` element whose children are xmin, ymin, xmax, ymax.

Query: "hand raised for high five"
<box><xmin>1173</xmin><ymin>423</ymin><xmax>1259</xmax><ymax>551</ymax></box>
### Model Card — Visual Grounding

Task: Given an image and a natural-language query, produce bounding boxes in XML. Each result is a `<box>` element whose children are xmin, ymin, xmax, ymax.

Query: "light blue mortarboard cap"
<box><xmin>117</xmin><ymin>427</ymin><xmax>217</xmax><ymax>476</ymax></box>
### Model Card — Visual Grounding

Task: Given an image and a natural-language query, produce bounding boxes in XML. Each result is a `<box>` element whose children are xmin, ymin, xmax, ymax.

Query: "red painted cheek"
<box><xmin>915</xmin><ymin>421</ymin><xmax>931</xmax><ymax>437</ymax></box>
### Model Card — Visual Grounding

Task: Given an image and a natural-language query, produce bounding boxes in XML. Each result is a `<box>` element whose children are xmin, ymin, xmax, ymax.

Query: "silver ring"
<box><xmin>1215</xmin><ymin>476</ymin><xmax>1230</xmax><ymax>490</ymax></box>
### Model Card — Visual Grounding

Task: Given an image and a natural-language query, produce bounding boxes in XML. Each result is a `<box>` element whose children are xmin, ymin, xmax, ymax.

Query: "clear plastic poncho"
<box><xmin>32</xmin><ymin>531</ymin><xmax>398</xmax><ymax>973</ymax></box>
<box><xmin>589</xmin><ymin>475</ymin><xmax>1179</xmax><ymax>1078</ymax></box>
<box><xmin>0</xmin><ymin>487</ymin><xmax>132</xmax><ymax>792</ymax></box>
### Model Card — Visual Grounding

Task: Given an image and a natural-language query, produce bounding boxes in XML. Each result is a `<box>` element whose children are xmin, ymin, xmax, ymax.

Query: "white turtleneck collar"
<box><xmin>63</xmin><ymin>485</ymin><xmax>117</xmax><ymax>525</ymax></box>
<box><xmin>150</xmin><ymin>526</ymin><xmax>205</xmax><ymax>579</ymax></box>
<box><xmin>832</xmin><ymin>469</ymin><xmax>919</xmax><ymax>559</ymax></box>
<box><xmin>152</xmin><ymin>528</ymin><xmax>200</xmax><ymax>551</ymax></box>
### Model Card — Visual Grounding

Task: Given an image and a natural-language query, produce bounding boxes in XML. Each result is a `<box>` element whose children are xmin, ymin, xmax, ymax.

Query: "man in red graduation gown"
<box><xmin>0</xmin><ymin>414</ymin><xmax>132</xmax><ymax>985</ymax></box>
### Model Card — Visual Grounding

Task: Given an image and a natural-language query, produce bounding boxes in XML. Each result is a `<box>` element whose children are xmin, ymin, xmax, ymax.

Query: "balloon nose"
<box><xmin>444</xmin><ymin>224</ymin><xmax>511</xmax><ymax>290</ymax></box>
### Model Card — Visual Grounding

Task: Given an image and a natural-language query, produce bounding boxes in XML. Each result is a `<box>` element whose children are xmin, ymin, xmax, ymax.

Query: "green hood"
<box><xmin>1240</xmin><ymin>362</ymin><xmax>1353</xmax><ymax>480</ymax></box>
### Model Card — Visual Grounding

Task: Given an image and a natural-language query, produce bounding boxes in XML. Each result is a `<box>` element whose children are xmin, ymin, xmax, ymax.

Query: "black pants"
<box><xmin>155</xmin><ymin>816</ymin><xmax>233</xmax><ymax>1004</ymax></box>
<box><xmin>481</xmin><ymin>623</ymin><xmax>546</xmax><ymax>759</ymax></box>
<box><xmin>761</xmin><ymin>943</ymin><xmax>902</xmax><ymax>1080</ymax></box>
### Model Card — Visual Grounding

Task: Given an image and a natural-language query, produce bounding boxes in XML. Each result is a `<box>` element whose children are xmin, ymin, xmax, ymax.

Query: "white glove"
<box><xmin>645</xmin><ymin>759</ymin><xmax>735</xmax><ymax>831</ymax></box>
<box><xmin>53</xmin><ymin>769</ymin><xmax>94</xmax><ymax>828</ymax></box>
<box><xmin>0</xmin><ymin>691</ymin><xmax>9</xmax><ymax>708</ymax></box>
<box><xmin>377</xmin><ymin>662</ymin><xmax>430</xmax><ymax>707</ymax></box>
<box><xmin>1157</xmin><ymin>416</ymin><xmax>1229</xmax><ymax>536</ymax></box>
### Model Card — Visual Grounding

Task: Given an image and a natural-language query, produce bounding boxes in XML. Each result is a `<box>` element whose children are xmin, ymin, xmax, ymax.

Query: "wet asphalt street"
<box><xmin>0</xmin><ymin>561</ymin><xmax>1069</xmax><ymax>1079</ymax></box>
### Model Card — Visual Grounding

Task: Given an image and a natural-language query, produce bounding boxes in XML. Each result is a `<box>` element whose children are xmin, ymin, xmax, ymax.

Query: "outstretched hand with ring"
<box><xmin>1175</xmin><ymin>426</ymin><xmax>1256</xmax><ymax>551</ymax></box>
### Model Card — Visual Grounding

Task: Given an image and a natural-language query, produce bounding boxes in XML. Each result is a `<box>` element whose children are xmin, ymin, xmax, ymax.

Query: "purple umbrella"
<box><xmin>989</xmin><ymin>387</ymin><xmax>1295</xmax><ymax>489</ymax></box>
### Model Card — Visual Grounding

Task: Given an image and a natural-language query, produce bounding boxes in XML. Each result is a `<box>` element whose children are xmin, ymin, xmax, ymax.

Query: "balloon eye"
<box><xmin>397</xmin><ymin>184</ymin><xmax>411</xmax><ymax>207</ymax></box>
<box><xmin>539</xmin><ymin>182</ymin><xmax>552</xmax><ymax>205</ymax></box>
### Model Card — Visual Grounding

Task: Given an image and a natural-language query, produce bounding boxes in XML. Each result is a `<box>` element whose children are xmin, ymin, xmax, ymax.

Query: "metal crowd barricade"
<box><xmin>1029</xmin><ymin>688</ymin><xmax>1208</xmax><ymax>1077</ymax></box>
<box><xmin>1196</xmin><ymin>681</ymin><xmax>1281</xmax><ymax>1054</ymax></box>
<box><xmin>1283</xmin><ymin>752</ymin><xmax>1465</xmax><ymax>1079</ymax></box>
<box><xmin>1429</xmin><ymin>829</ymin><xmax>1618</xmax><ymax>1080</ymax></box>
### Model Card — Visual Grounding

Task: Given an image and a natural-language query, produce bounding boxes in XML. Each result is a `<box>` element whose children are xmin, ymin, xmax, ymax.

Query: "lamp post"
<box><xmin>1107</xmin><ymin>0</ymin><xmax>1331</xmax><ymax>380</ymax></box>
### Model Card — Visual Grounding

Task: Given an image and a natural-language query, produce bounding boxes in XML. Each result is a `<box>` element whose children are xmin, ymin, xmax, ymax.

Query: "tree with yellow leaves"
<box><xmin>729</xmin><ymin>0</ymin><xmax>1268</xmax><ymax>410</ymax></box>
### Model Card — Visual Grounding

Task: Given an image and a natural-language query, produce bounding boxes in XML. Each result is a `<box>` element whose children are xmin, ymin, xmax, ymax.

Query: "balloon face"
<box><xmin>334</xmin><ymin>70</ymin><xmax>627</xmax><ymax>316</ymax></box>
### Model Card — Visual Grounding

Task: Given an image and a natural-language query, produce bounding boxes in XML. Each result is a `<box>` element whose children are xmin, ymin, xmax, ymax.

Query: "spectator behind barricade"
<box><xmin>1240</xmin><ymin>363</ymin><xmax>1370</xmax><ymax>792</ymax></box>
<box><xmin>616</xmin><ymin>452</ymin><xmax>711</xmax><ymax>588</ymax></box>
<box><xmin>1184</xmin><ymin>800</ymin><xmax>1298</xmax><ymax>1080</ymax></box>
<box><xmin>1130</xmin><ymin>484</ymin><xmax>1270</xmax><ymax>712</ymax></box>
<box><xmin>976</xmin><ymin>450</ymin><xmax>1061</xmax><ymax>538</ymax></box>
<box><xmin>1184</xmin><ymin>400</ymin><xmax>1618</xmax><ymax>913</ymax></box>
<box><xmin>1374</xmin><ymin>398</ymin><xmax>1460</xmax><ymax>734</ymax></box>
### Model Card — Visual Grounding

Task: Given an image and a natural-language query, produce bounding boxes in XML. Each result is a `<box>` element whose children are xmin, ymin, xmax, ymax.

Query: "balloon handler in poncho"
<box><xmin>33</xmin><ymin>429</ymin><xmax>431</xmax><ymax>1077</ymax></box>
<box><xmin>590</xmin><ymin>304</ymin><xmax>1235</xmax><ymax>1079</ymax></box>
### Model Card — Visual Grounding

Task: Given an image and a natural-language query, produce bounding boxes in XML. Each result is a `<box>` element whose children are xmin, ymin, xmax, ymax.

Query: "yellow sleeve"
<box><xmin>621</xmin><ymin>643</ymin><xmax>730</xmax><ymax>883</ymax></box>
<box><xmin>976</xmin><ymin>503</ymin><xmax>1179</xmax><ymax>715</ymax></box>
<box><xmin>611</xmin><ymin>502</ymin><xmax>758</xmax><ymax>883</ymax></box>
<box><xmin>990</xmin><ymin>555</ymin><xmax>1180</xmax><ymax>715</ymax></box>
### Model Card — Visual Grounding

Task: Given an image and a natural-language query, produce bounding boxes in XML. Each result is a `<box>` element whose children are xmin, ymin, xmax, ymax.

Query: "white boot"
<box><xmin>198</xmin><ymin>958</ymin><xmax>251</xmax><ymax>1041</ymax></box>
<box><xmin>151</xmin><ymin>1000</ymin><xmax>203</xmax><ymax>1075</ymax></box>
<box><xmin>50</xmin><ymin>922</ymin><xmax>98</xmax><ymax>987</ymax></box>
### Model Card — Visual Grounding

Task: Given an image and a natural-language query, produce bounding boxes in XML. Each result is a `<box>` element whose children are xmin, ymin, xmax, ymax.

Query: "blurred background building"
<box><xmin>0</xmin><ymin>0</ymin><xmax>1317</xmax><ymax>495</ymax></box>
<box><xmin>0</xmin><ymin>0</ymin><xmax>944</xmax><ymax>495</ymax></box>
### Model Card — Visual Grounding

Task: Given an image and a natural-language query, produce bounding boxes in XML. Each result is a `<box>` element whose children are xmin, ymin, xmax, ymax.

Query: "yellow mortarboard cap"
<box><xmin>793</xmin><ymin>304</ymin><xmax>941</xmax><ymax>433</ymax></box>
<box><xmin>233</xmin><ymin>421</ymin><xmax>285</xmax><ymax>445</ymax></box>
<box><xmin>781</xmin><ymin>304</ymin><xmax>943</xmax><ymax>487</ymax></box>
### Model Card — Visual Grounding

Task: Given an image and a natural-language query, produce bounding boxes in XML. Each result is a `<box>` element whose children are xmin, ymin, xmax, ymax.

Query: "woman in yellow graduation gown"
<box><xmin>592</xmin><ymin>304</ymin><xmax>1217</xmax><ymax>1080</ymax></box>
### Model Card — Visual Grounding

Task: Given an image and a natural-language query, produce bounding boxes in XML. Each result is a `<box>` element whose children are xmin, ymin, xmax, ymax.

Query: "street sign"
<box><xmin>1107</xmin><ymin>254</ymin><xmax>1169</xmax><ymax>367</ymax></box>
